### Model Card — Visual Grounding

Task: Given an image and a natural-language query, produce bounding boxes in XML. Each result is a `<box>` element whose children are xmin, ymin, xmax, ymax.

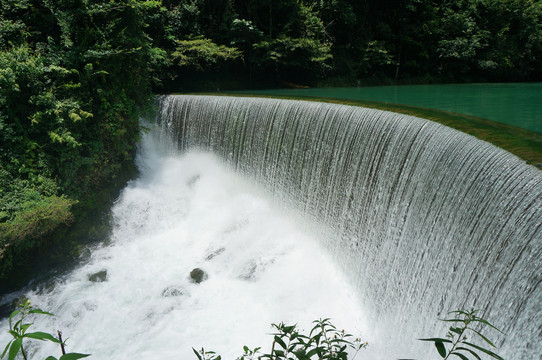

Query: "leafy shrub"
<box><xmin>194</xmin><ymin>310</ymin><xmax>504</xmax><ymax>360</ymax></box>
<box><xmin>420</xmin><ymin>309</ymin><xmax>504</xmax><ymax>360</ymax></box>
<box><xmin>193</xmin><ymin>318</ymin><xmax>368</xmax><ymax>360</ymax></box>
<box><xmin>1</xmin><ymin>298</ymin><xmax>89</xmax><ymax>360</ymax></box>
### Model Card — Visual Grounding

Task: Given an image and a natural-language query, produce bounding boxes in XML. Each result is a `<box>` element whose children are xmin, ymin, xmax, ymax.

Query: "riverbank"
<box><xmin>0</xmin><ymin>161</ymin><xmax>138</xmax><ymax>293</ymax></box>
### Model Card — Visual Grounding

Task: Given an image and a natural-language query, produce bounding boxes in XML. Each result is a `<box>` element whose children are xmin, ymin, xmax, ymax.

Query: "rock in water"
<box><xmin>88</xmin><ymin>270</ymin><xmax>108</xmax><ymax>282</ymax></box>
<box><xmin>189</xmin><ymin>268</ymin><xmax>207</xmax><ymax>284</ymax></box>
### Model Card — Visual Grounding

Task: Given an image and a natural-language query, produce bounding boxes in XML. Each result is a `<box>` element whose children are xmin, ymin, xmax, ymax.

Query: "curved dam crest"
<box><xmin>157</xmin><ymin>95</ymin><xmax>541</xmax><ymax>359</ymax></box>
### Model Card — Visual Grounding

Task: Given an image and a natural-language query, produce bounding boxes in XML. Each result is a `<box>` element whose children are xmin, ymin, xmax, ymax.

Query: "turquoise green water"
<box><xmin>245</xmin><ymin>83</ymin><xmax>542</xmax><ymax>134</ymax></box>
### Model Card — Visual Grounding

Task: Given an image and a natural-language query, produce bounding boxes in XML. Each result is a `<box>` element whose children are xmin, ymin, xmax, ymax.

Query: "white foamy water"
<box><xmin>0</xmin><ymin>129</ymin><xmax>368</xmax><ymax>359</ymax></box>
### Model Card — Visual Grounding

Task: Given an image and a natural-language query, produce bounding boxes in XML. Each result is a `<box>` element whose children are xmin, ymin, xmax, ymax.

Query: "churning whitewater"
<box><xmin>157</xmin><ymin>95</ymin><xmax>542</xmax><ymax>360</ymax></box>
<box><xmin>0</xmin><ymin>130</ymin><xmax>369</xmax><ymax>359</ymax></box>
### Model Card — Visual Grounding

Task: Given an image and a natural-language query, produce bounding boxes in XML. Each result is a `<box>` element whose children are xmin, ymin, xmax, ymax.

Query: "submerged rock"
<box><xmin>162</xmin><ymin>286</ymin><xmax>184</xmax><ymax>297</ymax></box>
<box><xmin>189</xmin><ymin>268</ymin><xmax>208</xmax><ymax>284</ymax></box>
<box><xmin>88</xmin><ymin>270</ymin><xmax>108</xmax><ymax>282</ymax></box>
<box><xmin>205</xmin><ymin>247</ymin><xmax>225</xmax><ymax>260</ymax></box>
<box><xmin>187</xmin><ymin>175</ymin><xmax>201</xmax><ymax>187</ymax></box>
<box><xmin>240</xmin><ymin>262</ymin><xmax>258</xmax><ymax>281</ymax></box>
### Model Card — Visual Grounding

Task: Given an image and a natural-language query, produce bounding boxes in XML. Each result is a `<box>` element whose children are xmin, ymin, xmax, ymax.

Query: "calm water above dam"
<box><xmin>248</xmin><ymin>83</ymin><xmax>542</xmax><ymax>134</ymax></box>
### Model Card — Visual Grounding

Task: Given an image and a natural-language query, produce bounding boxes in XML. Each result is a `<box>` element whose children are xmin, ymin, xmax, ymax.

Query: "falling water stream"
<box><xmin>1</xmin><ymin>96</ymin><xmax>540</xmax><ymax>359</ymax></box>
<box><xmin>0</xmin><ymin>129</ymin><xmax>368</xmax><ymax>359</ymax></box>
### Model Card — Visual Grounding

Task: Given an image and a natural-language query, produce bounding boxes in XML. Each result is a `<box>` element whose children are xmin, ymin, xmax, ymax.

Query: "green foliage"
<box><xmin>1</xmin><ymin>298</ymin><xmax>90</xmax><ymax>360</ymax></box>
<box><xmin>0</xmin><ymin>195</ymin><xmax>74</xmax><ymax>243</ymax></box>
<box><xmin>253</xmin><ymin>37</ymin><xmax>332</xmax><ymax>80</ymax></box>
<box><xmin>420</xmin><ymin>310</ymin><xmax>504</xmax><ymax>360</ymax></box>
<box><xmin>0</xmin><ymin>305</ymin><xmax>505</xmax><ymax>360</ymax></box>
<box><xmin>230</xmin><ymin>19</ymin><xmax>264</xmax><ymax>46</ymax></box>
<box><xmin>149</xmin><ymin>0</ymin><xmax>542</xmax><ymax>85</ymax></box>
<box><xmin>429</xmin><ymin>0</ymin><xmax>542</xmax><ymax>80</ymax></box>
<box><xmin>173</xmin><ymin>37</ymin><xmax>242</xmax><ymax>71</ymax></box>
<box><xmin>0</xmin><ymin>0</ymin><xmax>163</xmax><ymax>277</ymax></box>
<box><xmin>194</xmin><ymin>311</ymin><xmax>504</xmax><ymax>360</ymax></box>
<box><xmin>263</xmin><ymin>319</ymin><xmax>367</xmax><ymax>360</ymax></box>
<box><xmin>193</xmin><ymin>347</ymin><xmax>222</xmax><ymax>360</ymax></box>
<box><xmin>193</xmin><ymin>318</ymin><xmax>368</xmax><ymax>360</ymax></box>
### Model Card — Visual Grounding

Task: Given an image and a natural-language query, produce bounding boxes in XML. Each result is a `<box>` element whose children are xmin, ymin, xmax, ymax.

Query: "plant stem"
<box><xmin>270</xmin><ymin>340</ymin><xmax>275</xmax><ymax>360</ymax></box>
<box><xmin>58</xmin><ymin>330</ymin><xmax>66</xmax><ymax>355</ymax></box>
<box><xmin>443</xmin><ymin>327</ymin><xmax>466</xmax><ymax>360</ymax></box>
<box><xmin>20</xmin><ymin>343</ymin><xmax>28</xmax><ymax>360</ymax></box>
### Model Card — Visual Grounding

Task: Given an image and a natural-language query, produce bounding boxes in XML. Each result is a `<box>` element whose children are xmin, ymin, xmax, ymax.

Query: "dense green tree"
<box><xmin>430</xmin><ymin>0</ymin><xmax>542</xmax><ymax>81</ymax></box>
<box><xmin>475</xmin><ymin>0</ymin><xmax>542</xmax><ymax>80</ymax></box>
<box><xmin>172</xmin><ymin>36</ymin><xmax>241</xmax><ymax>70</ymax></box>
<box><xmin>0</xmin><ymin>0</ymin><xmax>163</xmax><ymax>277</ymax></box>
<box><xmin>147</xmin><ymin>0</ymin><xmax>542</xmax><ymax>85</ymax></box>
<box><xmin>250</xmin><ymin>2</ymin><xmax>332</xmax><ymax>84</ymax></box>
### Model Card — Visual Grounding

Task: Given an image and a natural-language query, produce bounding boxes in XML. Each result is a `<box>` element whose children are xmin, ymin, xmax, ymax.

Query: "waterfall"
<box><xmin>157</xmin><ymin>95</ymin><xmax>542</xmax><ymax>359</ymax></box>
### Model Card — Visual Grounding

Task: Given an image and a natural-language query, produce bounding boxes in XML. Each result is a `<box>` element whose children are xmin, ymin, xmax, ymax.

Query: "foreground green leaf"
<box><xmin>435</xmin><ymin>341</ymin><xmax>447</xmax><ymax>358</ymax></box>
<box><xmin>450</xmin><ymin>352</ymin><xmax>470</xmax><ymax>360</ymax></box>
<box><xmin>462</xmin><ymin>342</ymin><xmax>504</xmax><ymax>360</ymax></box>
<box><xmin>8</xmin><ymin>338</ymin><xmax>22</xmax><ymax>360</ymax></box>
<box><xmin>59</xmin><ymin>353</ymin><xmax>91</xmax><ymax>360</ymax></box>
<box><xmin>24</xmin><ymin>331</ymin><xmax>62</xmax><ymax>343</ymax></box>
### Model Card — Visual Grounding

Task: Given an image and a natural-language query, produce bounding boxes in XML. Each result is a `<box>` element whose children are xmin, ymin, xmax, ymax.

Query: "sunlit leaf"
<box><xmin>8</xmin><ymin>311</ymin><xmax>20</xmax><ymax>327</ymax></box>
<box><xmin>1</xmin><ymin>341</ymin><xmax>13</xmax><ymax>359</ymax></box>
<box><xmin>58</xmin><ymin>354</ymin><xmax>91</xmax><ymax>360</ymax></box>
<box><xmin>20</xmin><ymin>323</ymin><xmax>32</xmax><ymax>335</ymax></box>
<box><xmin>24</xmin><ymin>331</ymin><xmax>61</xmax><ymax>343</ymax></box>
<box><xmin>8</xmin><ymin>338</ymin><xmax>22</xmax><ymax>360</ymax></box>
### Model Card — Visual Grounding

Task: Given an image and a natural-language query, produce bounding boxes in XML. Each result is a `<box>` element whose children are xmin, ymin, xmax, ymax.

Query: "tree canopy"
<box><xmin>149</xmin><ymin>0</ymin><xmax>542</xmax><ymax>88</ymax></box>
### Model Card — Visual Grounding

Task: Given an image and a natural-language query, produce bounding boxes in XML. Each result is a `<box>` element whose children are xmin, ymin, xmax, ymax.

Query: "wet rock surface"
<box><xmin>88</xmin><ymin>270</ymin><xmax>108</xmax><ymax>282</ymax></box>
<box><xmin>189</xmin><ymin>268</ymin><xmax>207</xmax><ymax>284</ymax></box>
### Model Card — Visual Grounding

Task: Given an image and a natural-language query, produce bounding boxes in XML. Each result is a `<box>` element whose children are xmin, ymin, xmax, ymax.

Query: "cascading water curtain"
<box><xmin>157</xmin><ymin>95</ymin><xmax>542</xmax><ymax>359</ymax></box>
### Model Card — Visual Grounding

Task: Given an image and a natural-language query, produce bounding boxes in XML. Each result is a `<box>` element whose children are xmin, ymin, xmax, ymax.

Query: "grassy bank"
<box><xmin>215</xmin><ymin>93</ymin><xmax>542</xmax><ymax>167</ymax></box>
